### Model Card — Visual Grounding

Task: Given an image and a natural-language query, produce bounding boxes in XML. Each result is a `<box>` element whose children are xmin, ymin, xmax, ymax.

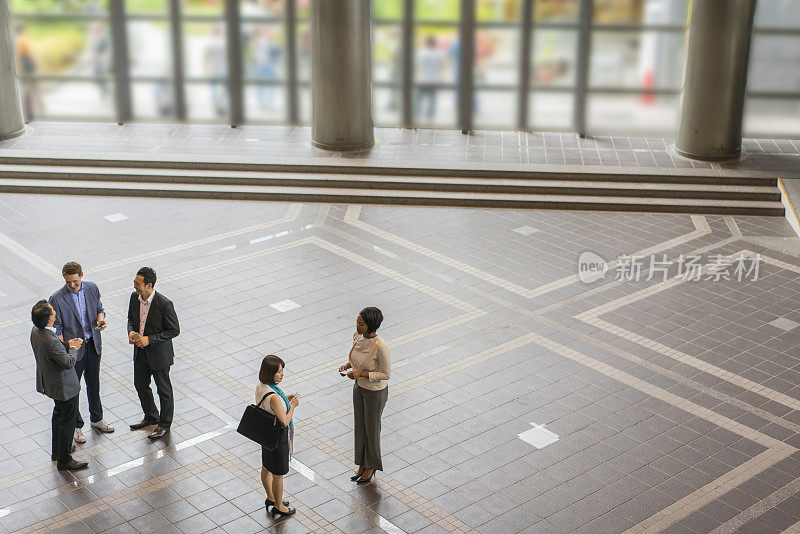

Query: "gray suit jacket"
<box><xmin>31</xmin><ymin>326</ymin><xmax>80</xmax><ymax>401</ymax></box>
<box><xmin>50</xmin><ymin>281</ymin><xmax>104</xmax><ymax>361</ymax></box>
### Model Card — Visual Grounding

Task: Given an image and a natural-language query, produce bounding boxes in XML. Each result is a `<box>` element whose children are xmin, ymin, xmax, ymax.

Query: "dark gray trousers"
<box><xmin>134</xmin><ymin>349</ymin><xmax>173</xmax><ymax>427</ymax></box>
<box><xmin>52</xmin><ymin>394</ymin><xmax>78</xmax><ymax>467</ymax></box>
<box><xmin>353</xmin><ymin>384</ymin><xmax>388</xmax><ymax>471</ymax></box>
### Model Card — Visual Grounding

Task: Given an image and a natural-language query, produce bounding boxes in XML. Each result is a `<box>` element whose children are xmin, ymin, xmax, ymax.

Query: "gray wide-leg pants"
<box><xmin>353</xmin><ymin>384</ymin><xmax>388</xmax><ymax>470</ymax></box>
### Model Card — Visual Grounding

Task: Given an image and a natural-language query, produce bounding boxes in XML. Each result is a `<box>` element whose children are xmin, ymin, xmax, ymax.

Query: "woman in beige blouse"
<box><xmin>339</xmin><ymin>307</ymin><xmax>390</xmax><ymax>485</ymax></box>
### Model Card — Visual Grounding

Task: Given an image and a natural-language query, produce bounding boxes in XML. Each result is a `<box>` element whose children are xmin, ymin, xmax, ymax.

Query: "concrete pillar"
<box><xmin>675</xmin><ymin>0</ymin><xmax>757</xmax><ymax>161</ymax></box>
<box><xmin>0</xmin><ymin>0</ymin><xmax>25</xmax><ymax>140</ymax></box>
<box><xmin>311</xmin><ymin>0</ymin><xmax>373</xmax><ymax>151</ymax></box>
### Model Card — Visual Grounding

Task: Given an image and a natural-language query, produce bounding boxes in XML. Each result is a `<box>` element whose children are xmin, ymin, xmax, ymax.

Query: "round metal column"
<box><xmin>311</xmin><ymin>0</ymin><xmax>373</xmax><ymax>151</ymax></box>
<box><xmin>675</xmin><ymin>0</ymin><xmax>757</xmax><ymax>161</ymax></box>
<box><xmin>0</xmin><ymin>0</ymin><xmax>25</xmax><ymax>140</ymax></box>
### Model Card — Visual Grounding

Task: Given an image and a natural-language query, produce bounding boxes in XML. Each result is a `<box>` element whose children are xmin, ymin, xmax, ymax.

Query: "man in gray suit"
<box><xmin>30</xmin><ymin>300</ymin><xmax>89</xmax><ymax>470</ymax></box>
<box><xmin>50</xmin><ymin>261</ymin><xmax>114</xmax><ymax>445</ymax></box>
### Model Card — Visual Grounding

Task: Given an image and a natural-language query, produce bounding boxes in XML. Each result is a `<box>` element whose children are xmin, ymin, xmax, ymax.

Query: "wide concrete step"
<box><xmin>0</xmin><ymin>155</ymin><xmax>778</xmax><ymax>187</ymax></box>
<box><xmin>0</xmin><ymin>165</ymin><xmax>781</xmax><ymax>201</ymax></box>
<box><xmin>0</xmin><ymin>177</ymin><xmax>785</xmax><ymax>215</ymax></box>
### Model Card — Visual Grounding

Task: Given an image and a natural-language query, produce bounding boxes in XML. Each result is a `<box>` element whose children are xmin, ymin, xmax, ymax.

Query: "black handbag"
<box><xmin>237</xmin><ymin>392</ymin><xmax>286</xmax><ymax>450</ymax></box>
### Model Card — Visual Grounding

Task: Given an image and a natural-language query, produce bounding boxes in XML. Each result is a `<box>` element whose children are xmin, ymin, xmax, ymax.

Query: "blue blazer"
<box><xmin>49</xmin><ymin>281</ymin><xmax>104</xmax><ymax>361</ymax></box>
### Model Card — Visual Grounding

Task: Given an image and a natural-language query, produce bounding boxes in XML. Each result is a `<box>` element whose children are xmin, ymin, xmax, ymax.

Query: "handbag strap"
<box><xmin>257</xmin><ymin>391</ymin><xmax>274</xmax><ymax>408</ymax></box>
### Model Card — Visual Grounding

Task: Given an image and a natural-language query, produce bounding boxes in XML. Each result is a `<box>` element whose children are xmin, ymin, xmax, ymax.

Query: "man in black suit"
<box><xmin>127</xmin><ymin>267</ymin><xmax>180</xmax><ymax>440</ymax></box>
<box><xmin>30</xmin><ymin>300</ymin><xmax>88</xmax><ymax>470</ymax></box>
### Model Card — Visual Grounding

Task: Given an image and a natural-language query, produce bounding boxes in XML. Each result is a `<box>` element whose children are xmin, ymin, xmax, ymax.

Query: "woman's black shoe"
<box><xmin>265</xmin><ymin>498</ymin><xmax>290</xmax><ymax>509</ymax></box>
<box><xmin>356</xmin><ymin>471</ymin><xmax>375</xmax><ymax>485</ymax></box>
<box><xmin>271</xmin><ymin>505</ymin><xmax>296</xmax><ymax>518</ymax></box>
<box><xmin>350</xmin><ymin>472</ymin><xmax>365</xmax><ymax>481</ymax></box>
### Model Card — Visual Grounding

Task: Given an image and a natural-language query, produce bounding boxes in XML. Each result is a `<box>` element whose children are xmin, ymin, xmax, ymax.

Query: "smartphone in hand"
<box><xmin>131</xmin><ymin>332</ymin><xmax>141</xmax><ymax>343</ymax></box>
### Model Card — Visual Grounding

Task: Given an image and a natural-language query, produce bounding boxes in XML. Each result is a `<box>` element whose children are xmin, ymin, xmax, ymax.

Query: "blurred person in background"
<box><xmin>416</xmin><ymin>35</ymin><xmax>445</xmax><ymax>121</ymax></box>
<box><xmin>14</xmin><ymin>24</ymin><xmax>43</xmax><ymax>121</ymax></box>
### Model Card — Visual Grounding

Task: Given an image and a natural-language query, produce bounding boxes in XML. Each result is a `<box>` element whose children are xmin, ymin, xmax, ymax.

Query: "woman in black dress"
<box><xmin>256</xmin><ymin>355</ymin><xmax>299</xmax><ymax>518</ymax></box>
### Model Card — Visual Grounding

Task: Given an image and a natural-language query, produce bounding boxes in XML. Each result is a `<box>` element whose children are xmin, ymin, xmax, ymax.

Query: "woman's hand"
<box><xmin>339</xmin><ymin>364</ymin><xmax>349</xmax><ymax>374</ymax></box>
<box><xmin>289</xmin><ymin>394</ymin><xmax>300</xmax><ymax>408</ymax></box>
<box><xmin>347</xmin><ymin>370</ymin><xmax>360</xmax><ymax>380</ymax></box>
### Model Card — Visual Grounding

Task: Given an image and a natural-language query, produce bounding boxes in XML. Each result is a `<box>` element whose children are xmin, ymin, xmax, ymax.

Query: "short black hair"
<box><xmin>31</xmin><ymin>300</ymin><xmax>52</xmax><ymax>330</ymax></box>
<box><xmin>359</xmin><ymin>307</ymin><xmax>383</xmax><ymax>334</ymax></box>
<box><xmin>137</xmin><ymin>266</ymin><xmax>157</xmax><ymax>287</ymax></box>
<box><xmin>259</xmin><ymin>355</ymin><xmax>285</xmax><ymax>385</ymax></box>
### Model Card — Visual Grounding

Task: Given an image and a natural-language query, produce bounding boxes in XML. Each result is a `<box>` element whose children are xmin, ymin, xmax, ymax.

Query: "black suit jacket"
<box><xmin>127</xmin><ymin>291</ymin><xmax>180</xmax><ymax>370</ymax></box>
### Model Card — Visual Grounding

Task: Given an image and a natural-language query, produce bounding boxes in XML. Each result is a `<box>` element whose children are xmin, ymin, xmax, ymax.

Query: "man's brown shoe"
<box><xmin>130</xmin><ymin>419</ymin><xmax>157</xmax><ymax>430</ymax></box>
<box><xmin>148</xmin><ymin>426</ymin><xmax>168</xmax><ymax>440</ymax></box>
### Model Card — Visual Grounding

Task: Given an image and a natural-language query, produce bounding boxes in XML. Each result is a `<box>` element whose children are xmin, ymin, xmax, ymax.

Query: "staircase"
<box><xmin>0</xmin><ymin>156</ymin><xmax>783</xmax><ymax>216</ymax></box>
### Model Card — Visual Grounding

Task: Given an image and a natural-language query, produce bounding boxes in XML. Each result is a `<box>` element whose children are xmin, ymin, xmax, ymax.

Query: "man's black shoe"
<box><xmin>57</xmin><ymin>460</ymin><xmax>88</xmax><ymax>471</ymax></box>
<box><xmin>130</xmin><ymin>419</ymin><xmax>157</xmax><ymax>430</ymax></box>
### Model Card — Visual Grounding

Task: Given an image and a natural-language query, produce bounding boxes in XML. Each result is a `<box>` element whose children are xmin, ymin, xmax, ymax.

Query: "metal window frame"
<box><xmin>225</xmin><ymin>0</ymin><xmax>243</xmax><ymax>126</ymax></box>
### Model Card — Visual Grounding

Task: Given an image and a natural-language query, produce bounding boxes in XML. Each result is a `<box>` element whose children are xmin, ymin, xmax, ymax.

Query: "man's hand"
<box><xmin>95</xmin><ymin>315</ymin><xmax>107</xmax><ymax>331</ymax></box>
<box><xmin>135</xmin><ymin>335</ymin><xmax>150</xmax><ymax>348</ymax></box>
<box><xmin>128</xmin><ymin>331</ymin><xmax>137</xmax><ymax>345</ymax></box>
<box><xmin>68</xmin><ymin>338</ymin><xmax>83</xmax><ymax>350</ymax></box>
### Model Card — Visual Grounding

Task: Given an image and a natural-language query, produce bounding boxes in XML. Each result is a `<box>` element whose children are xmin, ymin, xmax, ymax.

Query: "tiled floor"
<box><xmin>2</xmin><ymin>122</ymin><xmax>800</xmax><ymax>176</ymax></box>
<box><xmin>0</xmin><ymin>192</ymin><xmax>799</xmax><ymax>533</ymax></box>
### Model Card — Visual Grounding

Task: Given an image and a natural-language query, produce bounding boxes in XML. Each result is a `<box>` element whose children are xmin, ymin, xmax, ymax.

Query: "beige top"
<box><xmin>349</xmin><ymin>333</ymin><xmax>390</xmax><ymax>391</ymax></box>
<box><xmin>255</xmin><ymin>382</ymin><xmax>280</xmax><ymax>417</ymax></box>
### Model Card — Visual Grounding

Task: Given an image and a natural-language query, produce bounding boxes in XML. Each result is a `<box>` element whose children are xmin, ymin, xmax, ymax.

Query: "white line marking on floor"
<box><xmin>104</xmin><ymin>213</ymin><xmax>128</xmax><ymax>223</ymax></box>
<box><xmin>518</xmin><ymin>423</ymin><xmax>559</xmax><ymax>449</ymax></box>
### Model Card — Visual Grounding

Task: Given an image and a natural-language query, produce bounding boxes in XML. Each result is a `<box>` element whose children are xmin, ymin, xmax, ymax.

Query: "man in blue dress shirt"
<box><xmin>50</xmin><ymin>262</ymin><xmax>114</xmax><ymax>443</ymax></box>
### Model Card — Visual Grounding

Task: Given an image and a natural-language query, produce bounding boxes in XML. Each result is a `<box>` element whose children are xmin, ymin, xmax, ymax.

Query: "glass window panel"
<box><xmin>243</xmin><ymin>22</ymin><xmax>285</xmax><ymax>82</ymax></box>
<box><xmin>296</xmin><ymin>0</ymin><xmax>311</xmax><ymax>20</ymax></box>
<box><xmin>476</xmin><ymin>0</ymin><xmax>520</xmax><ymax>22</ymax></box>
<box><xmin>374</xmin><ymin>25</ymin><xmax>401</xmax><ymax>84</ymax></box>
<box><xmin>754</xmin><ymin>0</ymin><xmax>800</xmax><ymax>28</ymax></box>
<box><xmin>474</xmin><ymin>90</ymin><xmax>516</xmax><ymax>128</ymax></box>
<box><xmin>299</xmin><ymin>84</ymin><xmax>311</xmax><ymax>123</ymax></box>
<box><xmin>21</xmin><ymin>80</ymin><xmax>113</xmax><ymax>120</ymax></box>
<box><xmin>374</xmin><ymin>0</ymin><xmax>402</xmax><ymax>20</ymax></box>
<box><xmin>11</xmin><ymin>0</ymin><xmax>107</xmax><ymax>14</ymax></box>
<box><xmin>186</xmin><ymin>81</ymin><xmax>228</xmax><ymax>120</ymax></box>
<box><xmin>744</xmin><ymin>98</ymin><xmax>800</xmax><ymax>137</ymax></box>
<box><xmin>749</xmin><ymin>36</ymin><xmax>800</xmax><ymax>93</ymax></box>
<box><xmin>296</xmin><ymin>21</ymin><xmax>311</xmax><ymax>82</ymax></box>
<box><xmin>532</xmin><ymin>29</ymin><xmax>577</xmax><ymax>87</ymax></box>
<box><xmin>13</xmin><ymin>20</ymin><xmax>111</xmax><ymax>78</ymax></box>
<box><xmin>413</xmin><ymin>88</ymin><xmax>456</xmax><ymax>126</ymax></box>
<box><xmin>183</xmin><ymin>0</ymin><xmax>224</xmax><ymax>16</ymax></box>
<box><xmin>240</xmin><ymin>0</ymin><xmax>284</xmax><ymax>18</ymax></box>
<box><xmin>476</xmin><ymin>28</ymin><xmax>519</xmax><ymax>87</ymax></box>
<box><xmin>245</xmin><ymin>83</ymin><xmax>286</xmax><ymax>121</ymax></box>
<box><xmin>593</xmin><ymin>0</ymin><xmax>642</xmax><ymax>24</ymax></box>
<box><xmin>373</xmin><ymin>86</ymin><xmax>401</xmax><ymax>125</ymax></box>
<box><xmin>590</xmin><ymin>31</ymin><xmax>684</xmax><ymax>90</ymax></box>
<box><xmin>593</xmin><ymin>0</ymin><xmax>688</xmax><ymax>25</ymax></box>
<box><xmin>183</xmin><ymin>22</ymin><xmax>227</xmax><ymax>79</ymax></box>
<box><xmin>132</xmin><ymin>80</ymin><xmax>175</xmax><ymax>119</ymax></box>
<box><xmin>415</xmin><ymin>0</ymin><xmax>460</xmax><ymax>21</ymax></box>
<box><xmin>534</xmin><ymin>0</ymin><xmax>578</xmax><ymax>23</ymax></box>
<box><xmin>126</xmin><ymin>0</ymin><xmax>167</xmax><ymax>14</ymax></box>
<box><xmin>128</xmin><ymin>20</ymin><xmax>172</xmax><ymax>78</ymax></box>
<box><xmin>530</xmin><ymin>91</ymin><xmax>573</xmax><ymax>129</ymax></box>
<box><xmin>587</xmin><ymin>93</ymin><xmax>678</xmax><ymax>134</ymax></box>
